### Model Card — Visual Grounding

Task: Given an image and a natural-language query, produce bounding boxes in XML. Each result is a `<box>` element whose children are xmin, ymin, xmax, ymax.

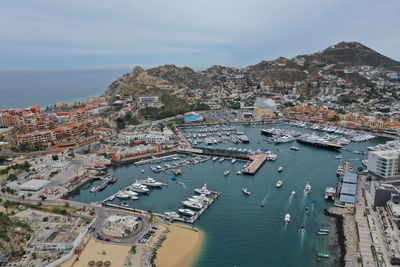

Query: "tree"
<box><xmin>357</xmin><ymin>166</ymin><xmax>364</xmax><ymax>173</ymax></box>
<box><xmin>52</xmin><ymin>155</ymin><xmax>59</xmax><ymax>161</ymax></box>
<box><xmin>124</xmin><ymin>228</ymin><xmax>131</xmax><ymax>234</ymax></box>
<box><xmin>131</xmin><ymin>246</ymin><xmax>136</xmax><ymax>254</ymax></box>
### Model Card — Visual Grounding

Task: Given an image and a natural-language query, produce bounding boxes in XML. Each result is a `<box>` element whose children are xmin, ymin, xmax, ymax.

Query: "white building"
<box><xmin>368</xmin><ymin>150</ymin><xmax>400</xmax><ymax>178</ymax></box>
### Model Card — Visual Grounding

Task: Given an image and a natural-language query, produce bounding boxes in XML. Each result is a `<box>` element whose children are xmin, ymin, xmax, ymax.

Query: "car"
<box><xmin>115</xmin><ymin>239</ymin><xmax>121</xmax><ymax>243</ymax></box>
<box><xmin>105</xmin><ymin>238</ymin><xmax>111</xmax><ymax>241</ymax></box>
<box><xmin>148</xmin><ymin>230</ymin><xmax>155</xmax><ymax>234</ymax></box>
<box><xmin>98</xmin><ymin>236</ymin><xmax>104</xmax><ymax>240</ymax></box>
<box><xmin>152</xmin><ymin>226</ymin><xmax>158</xmax><ymax>230</ymax></box>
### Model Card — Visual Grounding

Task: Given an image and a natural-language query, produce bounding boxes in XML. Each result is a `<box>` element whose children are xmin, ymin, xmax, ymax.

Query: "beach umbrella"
<box><xmin>96</xmin><ymin>261</ymin><xmax>103</xmax><ymax>266</ymax></box>
<box><xmin>88</xmin><ymin>261</ymin><xmax>96</xmax><ymax>266</ymax></box>
<box><xmin>104</xmin><ymin>261</ymin><xmax>111</xmax><ymax>266</ymax></box>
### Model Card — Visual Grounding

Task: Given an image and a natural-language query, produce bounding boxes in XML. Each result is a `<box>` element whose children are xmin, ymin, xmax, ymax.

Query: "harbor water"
<box><xmin>69</xmin><ymin>123</ymin><xmax>385</xmax><ymax>266</ymax></box>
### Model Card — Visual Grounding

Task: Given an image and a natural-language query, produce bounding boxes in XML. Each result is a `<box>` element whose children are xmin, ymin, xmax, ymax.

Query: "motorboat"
<box><xmin>317</xmin><ymin>232</ymin><xmax>328</xmax><ymax>235</ymax></box>
<box><xmin>224</xmin><ymin>170</ymin><xmax>230</xmax><ymax>176</ymax></box>
<box><xmin>291</xmin><ymin>191</ymin><xmax>296</xmax><ymax>196</ymax></box>
<box><xmin>164</xmin><ymin>211</ymin><xmax>180</xmax><ymax>219</ymax></box>
<box><xmin>116</xmin><ymin>191</ymin><xmax>130</xmax><ymax>199</ymax></box>
<box><xmin>131</xmin><ymin>196</ymin><xmax>139</xmax><ymax>200</ymax></box>
<box><xmin>108</xmin><ymin>195</ymin><xmax>115</xmax><ymax>201</ymax></box>
<box><xmin>278</xmin><ymin>166</ymin><xmax>283</xmax><ymax>172</ymax></box>
<box><xmin>335</xmin><ymin>155</ymin><xmax>343</xmax><ymax>159</ymax></box>
<box><xmin>141</xmin><ymin>169</ymin><xmax>145</xmax><ymax>173</ymax></box>
<box><xmin>316</xmin><ymin>253</ymin><xmax>330</xmax><ymax>258</ymax></box>
<box><xmin>305</xmin><ymin>207</ymin><xmax>309</xmax><ymax>214</ymax></box>
<box><xmin>124</xmin><ymin>189</ymin><xmax>139</xmax><ymax>197</ymax></box>
<box><xmin>290</xmin><ymin>146</ymin><xmax>299</xmax><ymax>151</ymax></box>
<box><xmin>237</xmin><ymin>171</ymin><xmax>242</xmax><ymax>175</ymax></box>
<box><xmin>301</xmin><ymin>224</ymin><xmax>305</xmax><ymax>229</ymax></box>
<box><xmin>195</xmin><ymin>184</ymin><xmax>211</xmax><ymax>195</ymax></box>
<box><xmin>231</xmin><ymin>158</ymin><xmax>237</xmax><ymax>163</ymax></box>
<box><xmin>121</xmin><ymin>203</ymin><xmax>129</xmax><ymax>207</ymax></box>
<box><xmin>319</xmin><ymin>229</ymin><xmax>329</xmax><ymax>232</ymax></box>
<box><xmin>192</xmin><ymin>195</ymin><xmax>210</xmax><ymax>202</ymax></box>
<box><xmin>141</xmin><ymin>177</ymin><xmax>163</xmax><ymax>187</ymax></box>
<box><xmin>304</xmin><ymin>182</ymin><xmax>311</xmax><ymax>194</ymax></box>
<box><xmin>284</xmin><ymin>214</ymin><xmax>291</xmax><ymax>223</ymax></box>
<box><xmin>276</xmin><ymin>180</ymin><xmax>283</xmax><ymax>188</ymax></box>
<box><xmin>260</xmin><ymin>200</ymin><xmax>265</xmax><ymax>207</ymax></box>
<box><xmin>130</xmin><ymin>183</ymin><xmax>150</xmax><ymax>193</ymax></box>
<box><xmin>178</xmin><ymin>209</ymin><xmax>197</xmax><ymax>216</ymax></box>
<box><xmin>242</xmin><ymin>187</ymin><xmax>251</xmax><ymax>195</ymax></box>
<box><xmin>182</xmin><ymin>200</ymin><xmax>203</xmax><ymax>209</ymax></box>
<box><xmin>212</xmin><ymin>157</ymin><xmax>218</xmax><ymax>161</ymax></box>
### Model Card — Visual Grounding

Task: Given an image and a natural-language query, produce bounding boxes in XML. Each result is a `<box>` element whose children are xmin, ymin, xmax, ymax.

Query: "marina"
<box><xmin>69</xmin><ymin>122</ymin><xmax>379</xmax><ymax>267</ymax></box>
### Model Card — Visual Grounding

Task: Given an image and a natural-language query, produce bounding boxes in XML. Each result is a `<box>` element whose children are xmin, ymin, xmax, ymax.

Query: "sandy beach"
<box><xmin>60</xmin><ymin>235</ymin><xmax>131</xmax><ymax>267</ymax></box>
<box><xmin>154</xmin><ymin>224</ymin><xmax>204</xmax><ymax>267</ymax></box>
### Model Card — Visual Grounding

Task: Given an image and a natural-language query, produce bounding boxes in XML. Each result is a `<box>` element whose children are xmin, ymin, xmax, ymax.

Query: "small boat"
<box><xmin>316</xmin><ymin>253</ymin><xmax>330</xmax><ymax>258</ymax></box>
<box><xmin>291</xmin><ymin>191</ymin><xmax>296</xmax><ymax>196</ymax></box>
<box><xmin>141</xmin><ymin>169</ymin><xmax>145</xmax><ymax>173</ymax></box>
<box><xmin>108</xmin><ymin>195</ymin><xmax>115</xmax><ymax>201</ymax></box>
<box><xmin>171</xmin><ymin>175</ymin><xmax>177</xmax><ymax>181</ymax></box>
<box><xmin>231</xmin><ymin>158</ymin><xmax>237</xmax><ymax>163</ymax></box>
<box><xmin>284</xmin><ymin>214</ymin><xmax>290</xmax><ymax>223</ymax></box>
<box><xmin>317</xmin><ymin>232</ymin><xmax>328</xmax><ymax>235</ymax></box>
<box><xmin>304</xmin><ymin>182</ymin><xmax>311</xmax><ymax>194</ymax></box>
<box><xmin>224</xmin><ymin>170</ymin><xmax>230</xmax><ymax>176</ymax></box>
<box><xmin>305</xmin><ymin>207</ymin><xmax>309</xmax><ymax>214</ymax></box>
<box><xmin>178</xmin><ymin>208</ymin><xmax>197</xmax><ymax>217</ymax></box>
<box><xmin>242</xmin><ymin>187</ymin><xmax>251</xmax><ymax>195</ymax></box>
<box><xmin>276</xmin><ymin>180</ymin><xmax>283</xmax><ymax>188</ymax></box>
<box><xmin>237</xmin><ymin>171</ymin><xmax>242</xmax><ymax>175</ymax></box>
<box><xmin>131</xmin><ymin>196</ymin><xmax>139</xmax><ymax>200</ymax></box>
<box><xmin>290</xmin><ymin>146</ymin><xmax>299</xmax><ymax>151</ymax></box>
<box><xmin>276</xmin><ymin>147</ymin><xmax>280</xmax><ymax>150</ymax></box>
<box><xmin>212</xmin><ymin>157</ymin><xmax>218</xmax><ymax>161</ymax></box>
<box><xmin>301</xmin><ymin>224</ymin><xmax>305</xmax><ymax>229</ymax></box>
<box><xmin>260</xmin><ymin>200</ymin><xmax>265</xmax><ymax>207</ymax></box>
<box><xmin>322</xmin><ymin>223</ymin><xmax>331</xmax><ymax>226</ymax></box>
<box><xmin>319</xmin><ymin>229</ymin><xmax>329</xmax><ymax>232</ymax></box>
<box><xmin>121</xmin><ymin>203</ymin><xmax>129</xmax><ymax>207</ymax></box>
<box><xmin>278</xmin><ymin>166</ymin><xmax>283</xmax><ymax>172</ymax></box>
<box><xmin>219</xmin><ymin>157</ymin><xmax>225</xmax><ymax>162</ymax></box>
<box><xmin>335</xmin><ymin>155</ymin><xmax>343</xmax><ymax>159</ymax></box>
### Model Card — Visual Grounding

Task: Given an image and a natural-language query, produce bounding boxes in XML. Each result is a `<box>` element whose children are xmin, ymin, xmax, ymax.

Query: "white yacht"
<box><xmin>116</xmin><ymin>191</ymin><xmax>130</xmax><ymax>199</ymax></box>
<box><xmin>130</xmin><ymin>183</ymin><xmax>150</xmax><ymax>193</ymax></box>
<box><xmin>131</xmin><ymin>196</ymin><xmax>139</xmax><ymax>200</ymax></box>
<box><xmin>141</xmin><ymin>177</ymin><xmax>163</xmax><ymax>187</ymax></box>
<box><xmin>304</xmin><ymin>182</ymin><xmax>311</xmax><ymax>194</ymax></box>
<box><xmin>335</xmin><ymin>155</ymin><xmax>343</xmax><ymax>159</ymax></box>
<box><xmin>178</xmin><ymin>209</ymin><xmax>197</xmax><ymax>216</ymax></box>
<box><xmin>291</xmin><ymin>191</ymin><xmax>296</xmax><ymax>196</ymax></box>
<box><xmin>231</xmin><ymin>158</ymin><xmax>237</xmax><ymax>163</ymax></box>
<box><xmin>224</xmin><ymin>170</ymin><xmax>230</xmax><ymax>176</ymax></box>
<box><xmin>278</xmin><ymin>166</ymin><xmax>283</xmax><ymax>172</ymax></box>
<box><xmin>290</xmin><ymin>146</ymin><xmax>299</xmax><ymax>151</ymax></box>
<box><xmin>192</xmin><ymin>194</ymin><xmax>210</xmax><ymax>202</ymax></box>
<box><xmin>164</xmin><ymin>211</ymin><xmax>180</xmax><ymax>219</ymax></box>
<box><xmin>108</xmin><ymin>195</ymin><xmax>115</xmax><ymax>201</ymax></box>
<box><xmin>285</xmin><ymin>214</ymin><xmax>291</xmax><ymax>223</ymax></box>
<box><xmin>195</xmin><ymin>184</ymin><xmax>211</xmax><ymax>195</ymax></box>
<box><xmin>212</xmin><ymin>156</ymin><xmax>218</xmax><ymax>161</ymax></box>
<box><xmin>124</xmin><ymin>189</ymin><xmax>138</xmax><ymax>197</ymax></box>
<box><xmin>276</xmin><ymin>180</ymin><xmax>283</xmax><ymax>188</ymax></box>
<box><xmin>182</xmin><ymin>200</ymin><xmax>203</xmax><ymax>209</ymax></box>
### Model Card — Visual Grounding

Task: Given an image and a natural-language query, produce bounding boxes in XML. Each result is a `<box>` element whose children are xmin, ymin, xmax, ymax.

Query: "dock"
<box><xmin>242</xmin><ymin>154</ymin><xmax>268</xmax><ymax>175</ymax></box>
<box><xmin>175</xmin><ymin>191</ymin><xmax>221</xmax><ymax>224</ymax></box>
<box><xmin>103</xmin><ymin>191</ymin><xmax>221</xmax><ymax>224</ymax></box>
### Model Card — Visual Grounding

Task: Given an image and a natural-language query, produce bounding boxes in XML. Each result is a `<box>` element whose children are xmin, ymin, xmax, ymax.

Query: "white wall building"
<box><xmin>368</xmin><ymin>150</ymin><xmax>400</xmax><ymax>178</ymax></box>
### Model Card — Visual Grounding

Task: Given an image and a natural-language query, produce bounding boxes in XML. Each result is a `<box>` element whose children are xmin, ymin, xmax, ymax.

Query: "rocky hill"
<box><xmin>105</xmin><ymin>41</ymin><xmax>400</xmax><ymax>97</ymax></box>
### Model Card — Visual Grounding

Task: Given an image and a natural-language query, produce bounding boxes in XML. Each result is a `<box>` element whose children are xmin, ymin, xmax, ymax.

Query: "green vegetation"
<box><xmin>125</xmin><ymin>229</ymin><xmax>131</xmax><ymax>234</ymax></box>
<box><xmin>131</xmin><ymin>246</ymin><xmax>136</xmax><ymax>254</ymax></box>
<box><xmin>0</xmin><ymin>161</ymin><xmax>31</xmax><ymax>175</ymax></box>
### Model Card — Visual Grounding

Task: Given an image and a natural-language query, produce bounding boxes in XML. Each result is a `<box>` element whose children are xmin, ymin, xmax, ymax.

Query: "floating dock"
<box><xmin>242</xmin><ymin>154</ymin><xmax>268</xmax><ymax>175</ymax></box>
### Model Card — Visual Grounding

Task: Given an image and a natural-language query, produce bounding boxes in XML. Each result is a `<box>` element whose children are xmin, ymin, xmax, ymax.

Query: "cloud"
<box><xmin>0</xmin><ymin>0</ymin><xmax>399</xmax><ymax>69</ymax></box>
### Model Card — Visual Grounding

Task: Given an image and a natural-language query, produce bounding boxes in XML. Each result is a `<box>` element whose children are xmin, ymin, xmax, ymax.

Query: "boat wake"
<box><xmin>177</xmin><ymin>181</ymin><xmax>187</xmax><ymax>189</ymax></box>
<box><xmin>299</xmin><ymin>228</ymin><xmax>306</xmax><ymax>245</ymax></box>
<box><xmin>284</xmin><ymin>197</ymin><xmax>293</xmax><ymax>212</ymax></box>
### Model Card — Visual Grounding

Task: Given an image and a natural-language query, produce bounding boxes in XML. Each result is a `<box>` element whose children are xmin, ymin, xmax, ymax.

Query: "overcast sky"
<box><xmin>1</xmin><ymin>0</ymin><xmax>399</xmax><ymax>70</ymax></box>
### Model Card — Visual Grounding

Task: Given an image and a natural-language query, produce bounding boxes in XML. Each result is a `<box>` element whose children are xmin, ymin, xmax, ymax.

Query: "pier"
<box><xmin>242</xmin><ymin>154</ymin><xmax>268</xmax><ymax>175</ymax></box>
<box><xmin>103</xmin><ymin>191</ymin><xmax>221</xmax><ymax>224</ymax></box>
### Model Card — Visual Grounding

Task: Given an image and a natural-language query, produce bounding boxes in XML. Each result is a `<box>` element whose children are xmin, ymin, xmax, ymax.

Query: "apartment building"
<box><xmin>368</xmin><ymin>150</ymin><xmax>400</xmax><ymax>179</ymax></box>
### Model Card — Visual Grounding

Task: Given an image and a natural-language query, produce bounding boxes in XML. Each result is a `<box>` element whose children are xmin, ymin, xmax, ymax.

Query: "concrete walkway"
<box><xmin>355</xmin><ymin>176</ymin><xmax>376</xmax><ymax>267</ymax></box>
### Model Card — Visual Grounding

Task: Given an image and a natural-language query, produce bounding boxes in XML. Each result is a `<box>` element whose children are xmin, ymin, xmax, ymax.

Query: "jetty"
<box><xmin>242</xmin><ymin>154</ymin><xmax>268</xmax><ymax>175</ymax></box>
<box><xmin>103</xmin><ymin>191</ymin><xmax>221</xmax><ymax>224</ymax></box>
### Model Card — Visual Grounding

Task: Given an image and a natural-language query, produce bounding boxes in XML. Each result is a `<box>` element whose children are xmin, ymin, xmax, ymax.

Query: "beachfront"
<box><xmin>154</xmin><ymin>224</ymin><xmax>204</xmax><ymax>267</ymax></box>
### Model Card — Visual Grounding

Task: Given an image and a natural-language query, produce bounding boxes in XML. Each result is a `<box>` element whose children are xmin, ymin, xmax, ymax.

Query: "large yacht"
<box><xmin>195</xmin><ymin>184</ymin><xmax>211</xmax><ymax>195</ymax></box>
<box><xmin>304</xmin><ymin>182</ymin><xmax>312</xmax><ymax>194</ymax></box>
<box><xmin>182</xmin><ymin>200</ymin><xmax>203</xmax><ymax>209</ymax></box>
<box><xmin>130</xmin><ymin>183</ymin><xmax>150</xmax><ymax>193</ymax></box>
<box><xmin>141</xmin><ymin>177</ymin><xmax>163</xmax><ymax>187</ymax></box>
<box><xmin>178</xmin><ymin>209</ymin><xmax>197</xmax><ymax>216</ymax></box>
<box><xmin>116</xmin><ymin>191</ymin><xmax>130</xmax><ymax>199</ymax></box>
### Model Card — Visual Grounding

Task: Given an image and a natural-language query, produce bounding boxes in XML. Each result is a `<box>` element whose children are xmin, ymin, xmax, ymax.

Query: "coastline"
<box><xmin>153</xmin><ymin>223</ymin><xmax>205</xmax><ymax>267</ymax></box>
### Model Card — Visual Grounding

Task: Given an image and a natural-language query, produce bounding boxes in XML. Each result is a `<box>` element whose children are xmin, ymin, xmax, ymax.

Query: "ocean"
<box><xmin>69</xmin><ymin>124</ymin><xmax>384</xmax><ymax>267</ymax></box>
<box><xmin>0</xmin><ymin>68</ymin><xmax>130</xmax><ymax>109</ymax></box>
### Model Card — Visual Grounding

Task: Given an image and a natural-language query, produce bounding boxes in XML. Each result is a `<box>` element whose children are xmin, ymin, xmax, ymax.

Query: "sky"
<box><xmin>1</xmin><ymin>0</ymin><xmax>399</xmax><ymax>70</ymax></box>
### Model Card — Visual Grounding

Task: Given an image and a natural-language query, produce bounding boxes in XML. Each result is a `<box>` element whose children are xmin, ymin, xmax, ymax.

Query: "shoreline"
<box><xmin>325</xmin><ymin>207</ymin><xmax>358</xmax><ymax>267</ymax></box>
<box><xmin>153</xmin><ymin>223</ymin><xmax>205</xmax><ymax>267</ymax></box>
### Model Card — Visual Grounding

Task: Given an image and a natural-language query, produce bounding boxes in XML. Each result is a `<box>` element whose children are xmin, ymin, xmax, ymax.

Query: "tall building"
<box><xmin>368</xmin><ymin>150</ymin><xmax>400</xmax><ymax>179</ymax></box>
